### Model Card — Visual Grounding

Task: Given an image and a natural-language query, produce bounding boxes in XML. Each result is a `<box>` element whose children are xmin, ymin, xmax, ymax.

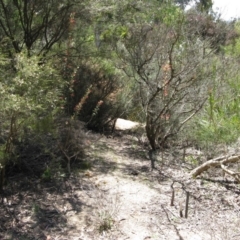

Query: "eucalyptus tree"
<box><xmin>0</xmin><ymin>0</ymin><xmax>76</xmax><ymax>56</ymax></box>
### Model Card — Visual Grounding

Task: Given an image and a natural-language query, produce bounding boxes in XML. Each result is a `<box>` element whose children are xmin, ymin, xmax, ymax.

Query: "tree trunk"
<box><xmin>148</xmin><ymin>149</ymin><xmax>158</xmax><ymax>170</ymax></box>
<box><xmin>0</xmin><ymin>167</ymin><xmax>5</xmax><ymax>194</ymax></box>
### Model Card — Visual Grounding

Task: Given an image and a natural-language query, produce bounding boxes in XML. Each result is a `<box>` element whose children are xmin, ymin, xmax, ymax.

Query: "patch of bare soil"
<box><xmin>1</xmin><ymin>131</ymin><xmax>240</xmax><ymax>240</ymax></box>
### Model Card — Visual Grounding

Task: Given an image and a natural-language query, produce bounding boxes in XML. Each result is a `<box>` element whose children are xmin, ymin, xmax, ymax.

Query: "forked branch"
<box><xmin>190</xmin><ymin>155</ymin><xmax>240</xmax><ymax>182</ymax></box>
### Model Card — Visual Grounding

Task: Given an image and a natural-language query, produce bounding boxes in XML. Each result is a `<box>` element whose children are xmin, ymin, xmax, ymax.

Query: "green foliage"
<box><xmin>185</xmin><ymin>155</ymin><xmax>199</xmax><ymax>166</ymax></box>
<box><xmin>0</xmin><ymin>0</ymin><xmax>238</xmax><ymax>181</ymax></box>
<box><xmin>78</xmin><ymin>161</ymin><xmax>92</xmax><ymax>171</ymax></box>
<box><xmin>194</xmin><ymin>117</ymin><xmax>240</xmax><ymax>146</ymax></box>
<box><xmin>192</xmin><ymin>72</ymin><xmax>240</xmax><ymax>147</ymax></box>
<box><xmin>101</xmin><ymin>25</ymin><xmax>129</xmax><ymax>43</ymax></box>
<box><xmin>0</xmin><ymin>0</ymin><xmax>73</xmax><ymax>55</ymax></box>
<box><xmin>98</xmin><ymin>212</ymin><xmax>114</xmax><ymax>233</ymax></box>
<box><xmin>158</xmin><ymin>2</ymin><xmax>184</xmax><ymax>25</ymax></box>
<box><xmin>224</xmin><ymin>21</ymin><xmax>240</xmax><ymax>57</ymax></box>
<box><xmin>0</xmin><ymin>51</ymin><xmax>64</xmax><ymax>142</ymax></box>
<box><xmin>1</xmin><ymin>51</ymin><xmax>64</xmax><ymax>117</ymax></box>
<box><xmin>197</xmin><ymin>0</ymin><xmax>213</xmax><ymax>13</ymax></box>
<box><xmin>41</xmin><ymin>166</ymin><xmax>52</xmax><ymax>181</ymax></box>
<box><xmin>32</xmin><ymin>203</ymin><xmax>40</xmax><ymax>215</ymax></box>
<box><xmin>0</xmin><ymin>50</ymin><xmax>65</xmax><ymax>185</ymax></box>
<box><xmin>34</xmin><ymin>115</ymin><xmax>56</xmax><ymax>134</ymax></box>
<box><xmin>0</xmin><ymin>145</ymin><xmax>6</xmax><ymax>172</ymax></box>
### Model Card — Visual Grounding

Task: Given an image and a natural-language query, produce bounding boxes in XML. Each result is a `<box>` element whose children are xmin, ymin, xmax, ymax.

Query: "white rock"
<box><xmin>115</xmin><ymin>118</ymin><xmax>140</xmax><ymax>131</ymax></box>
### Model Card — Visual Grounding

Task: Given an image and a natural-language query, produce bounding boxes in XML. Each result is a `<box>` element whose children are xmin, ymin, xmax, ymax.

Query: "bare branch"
<box><xmin>190</xmin><ymin>155</ymin><xmax>240</xmax><ymax>178</ymax></box>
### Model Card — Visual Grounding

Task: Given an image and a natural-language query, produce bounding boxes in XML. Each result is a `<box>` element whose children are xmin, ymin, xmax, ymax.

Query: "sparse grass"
<box><xmin>41</xmin><ymin>166</ymin><xmax>52</xmax><ymax>181</ymax></box>
<box><xmin>98</xmin><ymin>211</ymin><xmax>115</xmax><ymax>233</ymax></box>
<box><xmin>32</xmin><ymin>203</ymin><xmax>40</xmax><ymax>215</ymax></box>
<box><xmin>78</xmin><ymin>160</ymin><xmax>92</xmax><ymax>170</ymax></box>
<box><xmin>185</xmin><ymin>155</ymin><xmax>199</xmax><ymax>166</ymax></box>
<box><xmin>94</xmin><ymin>189</ymin><xmax>121</xmax><ymax>234</ymax></box>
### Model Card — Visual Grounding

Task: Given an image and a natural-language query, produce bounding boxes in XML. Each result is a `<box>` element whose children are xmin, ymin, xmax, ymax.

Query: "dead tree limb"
<box><xmin>190</xmin><ymin>155</ymin><xmax>240</xmax><ymax>182</ymax></box>
<box><xmin>220</xmin><ymin>163</ymin><xmax>240</xmax><ymax>182</ymax></box>
<box><xmin>185</xmin><ymin>192</ymin><xmax>189</xmax><ymax>218</ymax></box>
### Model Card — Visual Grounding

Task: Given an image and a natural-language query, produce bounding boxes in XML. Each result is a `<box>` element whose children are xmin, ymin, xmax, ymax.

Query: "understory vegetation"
<box><xmin>1</xmin><ymin>1</ymin><xmax>240</xmax><ymax>237</ymax></box>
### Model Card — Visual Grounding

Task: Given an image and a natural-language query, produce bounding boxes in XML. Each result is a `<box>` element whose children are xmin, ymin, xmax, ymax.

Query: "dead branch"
<box><xmin>170</xmin><ymin>181</ymin><xmax>175</xmax><ymax>206</ymax></box>
<box><xmin>220</xmin><ymin>163</ymin><xmax>240</xmax><ymax>182</ymax></box>
<box><xmin>59</xmin><ymin>144</ymin><xmax>80</xmax><ymax>174</ymax></box>
<box><xmin>190</xmin><ymin>155</ymin><xmax>240</xmax><ymax>182</ymax></box>
<box><xmin>185</xmin><ymin>192</ymin><xmax>189</xmax><ymax>218</ymax></box>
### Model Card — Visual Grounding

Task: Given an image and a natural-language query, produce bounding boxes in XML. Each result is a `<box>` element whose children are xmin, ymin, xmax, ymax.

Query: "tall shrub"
<box><xmin>0</xmin><ymin>51</ymin><xmax>65</xmax><ymax>190</ymax></box>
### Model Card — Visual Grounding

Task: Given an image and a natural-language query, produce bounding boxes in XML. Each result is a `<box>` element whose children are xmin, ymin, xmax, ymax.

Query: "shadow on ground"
<box><xmin>0</xmin><ymin>172</ymin><xmax>95</xmax><ymax>240</ymax></box>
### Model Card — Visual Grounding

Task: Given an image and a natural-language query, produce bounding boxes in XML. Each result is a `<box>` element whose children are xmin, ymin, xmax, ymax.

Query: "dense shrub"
<box><xmin>0</xmin><ymin>51</ymin><xmax>65</xmax><ymax>189</ymax></box>
<box><xmin>185</xmin><ymin>10</ymin><xmax>238</xmax><ymax>52</ymax></box>
<box><xmin>65</xmin><ymin>60</ymin><xmax>125</xmax><ymax>131</ymax></box>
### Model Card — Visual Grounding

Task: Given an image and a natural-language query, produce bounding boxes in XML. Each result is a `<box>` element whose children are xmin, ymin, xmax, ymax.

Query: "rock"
<box><xmin>115</xmin><ymin>118</ymin><xmax>141</xmax><ymax>131</ymax></box>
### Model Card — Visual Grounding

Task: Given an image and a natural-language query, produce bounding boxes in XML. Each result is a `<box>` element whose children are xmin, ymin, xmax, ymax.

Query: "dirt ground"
<box><xmin>1</xmin><ymin>131</ymin><xmax>240</xmax><ymax>240</ymax></box>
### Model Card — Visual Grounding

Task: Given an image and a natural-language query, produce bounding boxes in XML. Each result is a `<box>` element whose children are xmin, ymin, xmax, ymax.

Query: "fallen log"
<box><xmin>190</xmin><ymin>155</ymin><xmax>240</xmax><ymax>182</ymax></box>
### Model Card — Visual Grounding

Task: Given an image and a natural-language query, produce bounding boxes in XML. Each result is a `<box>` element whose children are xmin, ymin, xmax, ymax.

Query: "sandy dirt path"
<box><xmin>64</xmin><ymin>135</ymin><xmax>240</xmax><ymax>240</ymax></box>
